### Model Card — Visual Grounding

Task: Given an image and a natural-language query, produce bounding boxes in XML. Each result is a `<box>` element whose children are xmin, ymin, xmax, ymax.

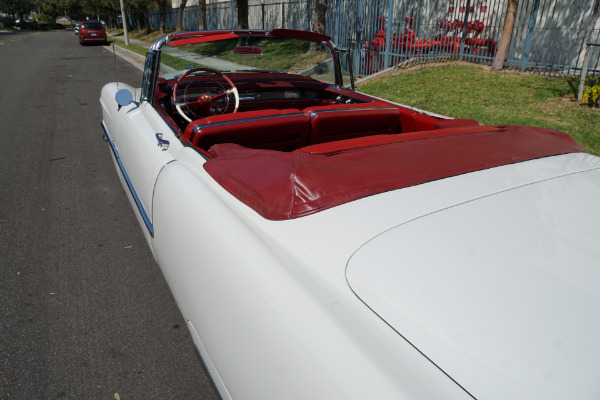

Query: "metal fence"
<box><xmin>144</xmin><ymin>0</ymin><xmax>600</xmax><ymax>77</ymax></box>
<box><xmin>147</xmin><ymin>0</ymin><xmax>310</xmax><ymax>31</ymax></box>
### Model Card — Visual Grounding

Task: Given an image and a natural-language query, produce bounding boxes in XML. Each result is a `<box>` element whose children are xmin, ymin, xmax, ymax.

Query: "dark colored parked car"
<box><xmin>79</xmin><ymin>21</ymin><xmax>107</xmax><ymax>45</ymax></box>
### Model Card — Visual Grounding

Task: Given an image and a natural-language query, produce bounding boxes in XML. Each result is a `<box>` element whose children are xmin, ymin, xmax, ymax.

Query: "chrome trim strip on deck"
<box><xmin>307</xmin><ymin>107</ymin><xmax>398</xmax><ymax>119</ymax></box>
<box><xmin>191</xmin><ymin>112</ymin><xmax>308</xmax><ymax>136</ymax></box>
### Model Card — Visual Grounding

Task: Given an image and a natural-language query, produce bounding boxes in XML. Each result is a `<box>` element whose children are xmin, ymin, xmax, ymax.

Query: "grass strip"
<box><xmin>359</xmin><ymin>64</ymin><xmax>600</xmax><ymax>155</ymax></box>
<box><xmin>111</xmin><ymin>39</ymin><xmax>148</xmax><ymax>56</ymax></box>
<box><xmin>111</xmin><ymin>38</ymin><xmax>209</xmax><ymax>70</ymax></box>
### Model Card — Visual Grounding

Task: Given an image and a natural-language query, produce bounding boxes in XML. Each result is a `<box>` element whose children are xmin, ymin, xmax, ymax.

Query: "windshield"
<box><xmin>159</xmin><ymin>36</ymin><xmax>337</xmax><ymax>85</ymax></box>
<box><xmin>82</xmin><ymin>22</ymin><xmax>103</xmax><ymax>30</ymax></box>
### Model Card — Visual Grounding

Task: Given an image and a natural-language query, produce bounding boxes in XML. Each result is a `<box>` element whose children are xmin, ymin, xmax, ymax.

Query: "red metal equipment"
<box><xmin>362</xmin><ymin>16</ymin><xmax>497</xmax><ymax>75</ymax></box>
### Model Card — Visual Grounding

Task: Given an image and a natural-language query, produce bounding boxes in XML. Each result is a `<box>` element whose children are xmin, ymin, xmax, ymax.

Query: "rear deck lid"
<box><xmin>347</xmin><ymin>166</ymin><xmax>600</xmax><ymax>400</ymax></box>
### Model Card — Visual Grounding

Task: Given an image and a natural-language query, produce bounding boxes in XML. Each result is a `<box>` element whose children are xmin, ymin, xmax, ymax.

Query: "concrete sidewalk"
<box><xmin>107</xmin><ymin>34</ymin><xmax>148</xmax><ymax>71</ymax></box>
<box><xmin>108</xmin><ymin>33</ymin><xmax>251</xmax><ymax>72</ymax></box>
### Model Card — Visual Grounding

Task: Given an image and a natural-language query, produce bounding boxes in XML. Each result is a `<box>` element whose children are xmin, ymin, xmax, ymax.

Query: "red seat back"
<box><xmin>184</xmin><ymin>109</ymin><xmax>310</xmax><ymax>152</ymax></box>
<box><xmin>303</xmin><ymin>102</ymin><xmax>400</xmax><ymax>144</ymax></box>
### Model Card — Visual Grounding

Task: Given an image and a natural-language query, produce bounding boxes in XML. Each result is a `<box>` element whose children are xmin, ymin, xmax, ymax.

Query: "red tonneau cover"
<box><xmin>204</xmin><ymin>125</ymin><xmax>585</xmax><ymax>220</ymax></box>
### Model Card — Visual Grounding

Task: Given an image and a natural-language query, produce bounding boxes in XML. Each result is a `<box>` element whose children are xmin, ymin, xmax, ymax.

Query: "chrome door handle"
<box><xmin>156</xmin><ymin>133</ymin><xmax>170</xmax><ymax>150</ymax></box>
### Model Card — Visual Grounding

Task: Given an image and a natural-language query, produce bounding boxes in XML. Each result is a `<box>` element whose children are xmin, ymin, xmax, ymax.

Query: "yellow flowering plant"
<box><xmin>582</xmin><ymin>84</ymin><xmax>600</xmax><ymax>107</ymax></box>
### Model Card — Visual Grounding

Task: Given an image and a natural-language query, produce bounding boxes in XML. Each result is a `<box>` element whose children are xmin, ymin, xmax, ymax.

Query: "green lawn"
<box><xmin>111</xmin><ymin>39</ymin><xmax>148</xmax><ymax>55</ymax></box>
<box><xmin>201</xmin><ymin>39</ymin><xmax>330</xmax><ymax>73</ymax></box>
<box><xmin>358</xmin><ymin>63</ymin><xmax>600</xmax><ymax>155</ymax></box>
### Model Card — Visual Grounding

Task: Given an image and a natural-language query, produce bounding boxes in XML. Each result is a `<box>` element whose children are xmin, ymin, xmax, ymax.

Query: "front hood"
<box><xmin>347</xmin><ymin>164</ymin><xmax>600</xmax><ymax>400</ymax></box>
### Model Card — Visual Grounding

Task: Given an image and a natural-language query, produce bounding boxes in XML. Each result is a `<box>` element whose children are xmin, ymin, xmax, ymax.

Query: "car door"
<box><xmin>105</xmin><ymin>95</ymin><xmax>175</xmax><ymax>238</ymax></box>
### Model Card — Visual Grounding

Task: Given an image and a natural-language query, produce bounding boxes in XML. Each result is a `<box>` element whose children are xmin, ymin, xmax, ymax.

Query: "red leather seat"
<box><xmin>303</xmin><ymin>102</ymin><xmax>400</xmax><ymax>144</ymax></box>
<box><xmin>184</xmin><ymin>109</ymin><xmax>311</xmax><ymax>152</ymax></box>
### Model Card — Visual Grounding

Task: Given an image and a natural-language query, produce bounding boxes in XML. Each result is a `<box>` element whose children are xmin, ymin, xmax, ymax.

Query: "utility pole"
<box><xmin>119</xmin><ymin>0</ymin><xmax>129</xmax><ymax>46</ymax></box>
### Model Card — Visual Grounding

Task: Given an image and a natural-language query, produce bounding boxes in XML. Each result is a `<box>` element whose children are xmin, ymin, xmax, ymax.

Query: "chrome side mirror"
<box><xmin>115</xmin><ymin>89</ymin><xmax>133</xmax><ymax>110</ymax></box>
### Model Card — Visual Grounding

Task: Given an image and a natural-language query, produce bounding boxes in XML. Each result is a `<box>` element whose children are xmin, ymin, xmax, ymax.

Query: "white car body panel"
<box><xmin>101</xmin><ymin>82</ymin><xmax>178</xmax><ymax>240</ymax></box>
<box><xmin>148</xmin><ymin>150</ymin><xmax>600</xmax><ymax>399</ymax></box>
<box><xmin>347</xmin><ymin>158</ymin><xmax>600</xmax><ymax>400</ymax></box>
<box><xmin>99</xmin><ymin>29</ymin><xmax>600</xmax><ymax>400</ymax></box>
<box><xmin>151</xmin><ymin>160</ymin><xmax>472</xmax><ymax>399</ymax></box>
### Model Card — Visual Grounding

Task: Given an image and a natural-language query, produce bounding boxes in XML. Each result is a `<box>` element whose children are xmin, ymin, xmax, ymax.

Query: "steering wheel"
<box><xmin>172</xmin><ymin>67</ymin><xmax>239</xmax><ymax>123</ymax></box>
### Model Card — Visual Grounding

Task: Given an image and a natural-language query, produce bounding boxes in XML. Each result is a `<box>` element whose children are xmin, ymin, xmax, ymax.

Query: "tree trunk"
<box><xmin>577</xmin><ymin>0</ymin><xmax>600</xmax><ymax>101</ymax></box>
<box><xmin>310</xmin><ymin>0</ymin><xmax>327</xmax><ymax>34</ymax></box>
<box><xmin>236</xmin><ymin>0</ymin><xmax>248</xmax><ymax>29</ymax></box>
<box><xmin>491</xmin><ymin>0</ymin><xmax>518</xmax><ymax>72</ymax></box>
<box><xmin>158</xmin><ymin>0</ymin><xmax>168</xmax><ymax>34</ymax></box>
<box><xmin>135</xmin><ymin>12</ymin><xmax>142</xmax><ymax>31</ymax></box>
<box><xmin>198</xmin><ymin>0</ymin><xmax>207</xmax><ymax>30</ymax></box>
<box><xmin>144</xmin><ymin>10</ymin><xmax>151</xmax><ymax>34</ymax></box>
<box><xmin>176</xmin><ymin>0</ymin><xmax>187</xmax><ymax>31</ymax></box>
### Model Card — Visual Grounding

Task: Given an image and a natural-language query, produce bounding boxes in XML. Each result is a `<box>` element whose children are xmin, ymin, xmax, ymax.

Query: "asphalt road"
<box><xmin>0</xmin><ymin>30</ymin><xmax>218</xmax><ymax>400</ymax></box>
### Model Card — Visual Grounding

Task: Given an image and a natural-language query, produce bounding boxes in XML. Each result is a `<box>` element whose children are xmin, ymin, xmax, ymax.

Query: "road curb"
<box><xmin>105</xmin><ymin>40</ymin><xmax>146</xmax><ymax>71</ymax></box>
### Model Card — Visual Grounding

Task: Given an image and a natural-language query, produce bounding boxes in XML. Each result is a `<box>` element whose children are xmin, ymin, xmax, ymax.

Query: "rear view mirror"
<box><xmin>233</xmin><ymin>46</ymin><xmax>263</xmax><ymax>55</ymax></box>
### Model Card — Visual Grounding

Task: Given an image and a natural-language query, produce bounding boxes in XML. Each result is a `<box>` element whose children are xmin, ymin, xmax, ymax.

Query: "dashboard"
<box><xmin>156</xmin><ymin>72</ymin><xmax>363</xmax><ymax>128</ymax></box>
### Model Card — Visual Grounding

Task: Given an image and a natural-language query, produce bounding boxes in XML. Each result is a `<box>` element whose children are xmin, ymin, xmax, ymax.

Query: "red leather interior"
<box><xmin>182</xmin><ymin>103</ymin><xmax>480</xmax><ymax>155</ymax></box>
<box><xmin>297</xmin><ymin>125</ymin><xmax>495</xmax><ymax>155</ymax></box>
<box><xmin>397</xmin><ymin>108</ymin><xmax>477</xmax><ymax>132</ymax></box>
<box><xmin>398</xmin><ymin>107</ymin><xmax>441</xmax><ymax>132</ymax></box>
<box><xmin>298</xmin><ymin>134</ymin><xmax>401</xmax><ymax>155</ymax></box>
<box><xmin>412</xmin><ymin>112</ymin><xmax>439</xmax><ymax>132</ymax></box>
<box><xmin>397</xmin><ymin>107</ymin><xmax>416</xmax><ymax>132</ymax></box>
<box><xmin>433</xmin><ymin>118</ymin><xmax>479</xmax><ymax>129</ymax></box>
<box><xmin>303</xmin><ymin>102</ymin><xmax>400</xmax><ymax>144</ymax></box>
<box><xmin>204</xmin><ymin>125</ymin><xmax>586</xmax><ymax>220</ymax></box>
<box><xmin>184</xmin><ymin>109</ymin><xmax>310</xmax><ymax>151</ymax></box>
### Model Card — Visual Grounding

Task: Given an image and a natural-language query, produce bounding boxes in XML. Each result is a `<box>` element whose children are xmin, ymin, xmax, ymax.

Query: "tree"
<box><xmin>577</xmin><ymin>0</ymin><xmax>600</xmax><ymax>101</ymax></box>
<box><xmin>63</xmin><ymin>0</ymin><xmax>84</xmax><ymax>21</ymax></box>
<box><xmin>128</xmin><ymin>0</ymin><xmax>151</xmax><ymax>32</ymax></box>
<box><xmin>308</xmin><ymin>0</ymin><xmax>327</xmax><ymax>53</ymax></box>
<box><xmin>143</xmin><ymin>4</ymin><xmax>150</xmax><ymax>32</ymax></box>
<box><xmin>133</xmin><ymin>9</ymin><xmax>140</xmax><ymax>29</ymax></box>
<box><xmin>491</xmin><ymin>0</ymin><xmax>518</xmax><ymax>72</ymax></box>
<box><xmin>0</xmin><ymin>0</ymin><xmax>35</xmax><ymax>23</ymax></box>
<box><xmin>236</xmin><ymin>0</ymin><xmax>247</xmax><ymax>29</ymax></box>
<box><xmin>71</xmin><ymin>0</ymin><xmax>121</xmax><ymax>25</ymax></box>
<box><xmin>156</xmin><ymin>0</ymin><xmax>167</xmax><ymax>33</ymax></box>
<box><xmin>175</xmin><ymin>0</ymin><xmax>186</xmax><ymax>31</ymax></box>
<box><xmin>197</xmin><ymin>0</ymin><xmax>206</xmax><ymax>30</ymax></box>
<box><xmin>310</xmin><ymin>0</ymin><xmax>327</xmax><ymax>34</ymax></box>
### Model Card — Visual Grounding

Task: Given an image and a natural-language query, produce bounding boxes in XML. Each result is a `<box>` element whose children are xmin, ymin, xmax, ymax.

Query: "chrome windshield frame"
<box><xmin>140</xmin><ymin>29</ymin><xmax>355</xmax><ymax>104</ymax></box>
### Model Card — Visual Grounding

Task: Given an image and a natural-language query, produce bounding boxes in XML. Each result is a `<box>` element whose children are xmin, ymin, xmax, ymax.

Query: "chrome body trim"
<box><xmin>307</xmin><ymin>107</ymin><xmax>398</xmax><ymax>119</ymax></box>
<box><xmin>190</xmin><ymin>112</ymin><xmax>308</xmax><ymax>137</ymax></box>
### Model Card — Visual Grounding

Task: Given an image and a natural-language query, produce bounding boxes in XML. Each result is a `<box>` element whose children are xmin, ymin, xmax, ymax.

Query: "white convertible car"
<box><xmin>100</xmin><ymin>29</ymin><xmax>600</xmax><ymax>399</ymax></box>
